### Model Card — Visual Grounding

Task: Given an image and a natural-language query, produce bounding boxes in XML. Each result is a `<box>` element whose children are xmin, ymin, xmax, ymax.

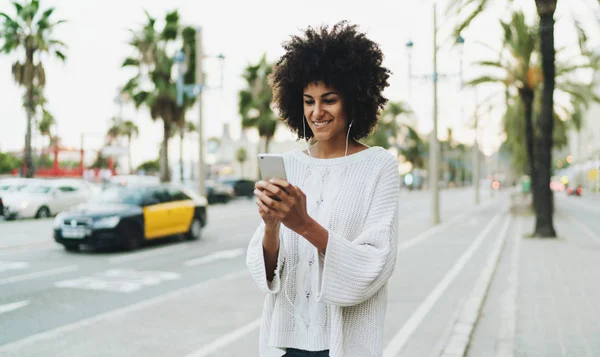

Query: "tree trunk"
<box><xmin>127</xmin><ymin>136</ymin><xmax>133</xmax><ymax>174</ymax></box>
<box><xmin>24</xmin><ymin>84</ymin><xmax>35</xmax><ymax>178</ymax></box>
<box><xmin>160</xmin><ymin>119</ymin><xmax>171</xmax><ymax>183</ymax></box>
<box><xmin>265</xmin><ymin>135</ymin><xmax>271</xmax><ymax>154</ymax></box>
<box><xmin>520</xmin><ymin>88</ymin><xmax>536</xmax><ymax>209</ymax></box>
<box><xmin>179</xmin><ymin>132</ymin><xmax>185</xmax><ymax>183</ymax></box>
<box><xmin>534</xmin><ymin>0</ymin><xmax>557</xmax><ymax>237</ymax></box>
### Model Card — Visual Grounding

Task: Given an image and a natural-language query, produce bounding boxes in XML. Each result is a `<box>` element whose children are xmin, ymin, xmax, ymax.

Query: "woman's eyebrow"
<box><xmin>303</xmin><ymin>92</ymin><xmax>338</xmax><ymax>98</ymax></box>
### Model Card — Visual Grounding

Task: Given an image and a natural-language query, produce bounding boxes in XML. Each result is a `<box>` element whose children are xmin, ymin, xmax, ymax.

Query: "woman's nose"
<box><xmin>312</xmin><ymin>102</ymin><xmax>325</xmax><ymax>119</ymax></box>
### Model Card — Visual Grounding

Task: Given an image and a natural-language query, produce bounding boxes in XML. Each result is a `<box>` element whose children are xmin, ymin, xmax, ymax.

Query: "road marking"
<box><xmin>184</xmin><ymin>318</ymin><xmax>262</xmax><ymax>357</ymax></box>
<box><xmin>55</xmin><ymin>269</ymin><xmax>181</xmax><ymax>293</ymax></box>
<box><xmin>0</xmin><ymin>241</ymin><xmax>54</xmax><ymax>251</ymax></box>
<box><xmin>0</xmin><ymin>266</ymin><xmax>78</xmax><ymax>286</ymax></box>
<box><xmin>0</xmin><ymin>261</ymin><xmax>29</xmax><ymax>272</ymax></box>
<box><xmin>384</xmin><ymin>212</ymin><xmax>504</xmax><ymax>357</ymax></box>
<box><xmin>439</xmin><ymin>215</ymin><xmax>513</xmax><ymax>357</ymax></box>
<box><xmin>496</xmin><ymin>217</ymin><xmax>522</xmax><ymax>357</ymax></box>
<box><xmin>397</xmin><ymin>199</ymin><xmax>497</xmax><ymax>253</ymax></box>
<box><xmin>176</xmin><ymin>198</ymin><xmax>504</xmax><ymax>356</ymax></box>
<box><xmin>184</xmin><ymin>248</ymin><xmax>245</xmax><ymax>267</ymax></box>
<box><xmin>0</xmin><ymin>300</ymin><xmax>30</xmax><ymax>315</ymax></box>
<box><xmin>108</xmin><ymin>244</ymin><xmax>189</xmax><ymax>264</ymax></box>
<box><xmin>0</xmin><ymin>270</ymin><xmax>248</xmax><ymax>353</ymax></box>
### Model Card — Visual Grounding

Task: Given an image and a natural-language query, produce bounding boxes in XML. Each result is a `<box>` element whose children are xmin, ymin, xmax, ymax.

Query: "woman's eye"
<box><xmin>324</xmin><ymin>99</ymin><xmax>337</xmax><ymax>104</ymax></box>
<box><xmin>304</xmin><ymin>100</ymin><xmax>314</xmax><ymax>105</ymax></box>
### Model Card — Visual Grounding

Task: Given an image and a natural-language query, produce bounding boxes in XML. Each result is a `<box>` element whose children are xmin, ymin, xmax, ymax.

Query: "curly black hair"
<box><xmin>270</xmin><ymin>21</ymin><xmax>391</xmax><ymax>140</ymax></box>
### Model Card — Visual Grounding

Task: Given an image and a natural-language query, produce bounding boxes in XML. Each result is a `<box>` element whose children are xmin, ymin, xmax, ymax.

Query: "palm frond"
<box><xmin>122</xmin><ymin>57</ymin><xmax>140</xmax><ymax>68</ymax></box>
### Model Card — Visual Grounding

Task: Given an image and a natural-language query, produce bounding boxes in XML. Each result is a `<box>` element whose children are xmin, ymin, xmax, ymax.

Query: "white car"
<box><xmin>0</xmin><ymin>178</ymin><xmax>44</xmax><ymax>217</ymax></box>
<box><xmin>2</xmin><ymin>179</ymin><xmax>92</xmax><ymax>220</ymax></box>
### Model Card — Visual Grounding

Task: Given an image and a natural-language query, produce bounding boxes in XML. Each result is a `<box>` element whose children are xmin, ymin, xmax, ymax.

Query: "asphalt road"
<box><xmin>0</xmin><ymin>187</ymin><xmax>564</xmax><ymax>357</ymax></box>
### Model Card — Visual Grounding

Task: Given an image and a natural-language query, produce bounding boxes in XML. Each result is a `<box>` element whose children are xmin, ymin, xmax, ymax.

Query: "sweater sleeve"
<box><xmin>246</xmin><ymin>222</ymin><xmax>285</xmax><ymax>294</ymax></box>
<box><xmin>316</xmin><ymin>156</ymin><xmax>400</xmax><ymax>306</ymax></box>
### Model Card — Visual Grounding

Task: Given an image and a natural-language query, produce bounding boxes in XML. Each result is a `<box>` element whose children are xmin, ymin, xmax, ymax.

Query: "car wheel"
<box><xmin>186</xmin><ymin>218</ymin><xmax>202</xmax><ymax>241</ymax></box>
<box><xmin>64</xmin><ymin>244</ymin><xmax>80</xmax><ymax>252</ymax></box>
<box><xmin>121</xmin><ymin>223</ymin><xmax>141</xmax><ymax>251</ymax></box>
<box><xmin>36</xmin><ymin>206</ymin><xmax>51</xmax><ymax>219</ymax></box>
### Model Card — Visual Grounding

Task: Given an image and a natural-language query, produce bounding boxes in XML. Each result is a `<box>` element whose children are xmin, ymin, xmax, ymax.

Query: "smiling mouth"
<box><xmin>313</xmin><ymin>120</ymin><xmax>333</xmax><ymax>128</ymax></box>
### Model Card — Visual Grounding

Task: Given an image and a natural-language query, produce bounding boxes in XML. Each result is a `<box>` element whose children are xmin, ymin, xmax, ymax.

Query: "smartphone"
<box><xmin>258</xmin><ymin>154</ymin><xmax>287</xmax><ymax>201</ymax></box>
<box><xmin>258</xmin><ymin>153</ymin><xmax>287</xmax><ymax>181</ymax></box>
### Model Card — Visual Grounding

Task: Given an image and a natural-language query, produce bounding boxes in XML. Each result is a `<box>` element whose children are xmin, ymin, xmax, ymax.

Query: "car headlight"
<box><xmin>53</xmin><ymin>214</ymin><xmax>64</xmax><ymax>228</ymax></box>
<box><xmin>92</xmin><ymin>216</ymin><xmax>120</xmax><ymax>229</ymax></box>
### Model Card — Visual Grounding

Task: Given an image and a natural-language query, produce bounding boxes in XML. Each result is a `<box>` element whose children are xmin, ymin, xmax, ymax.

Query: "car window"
<box><xmin>143</xmin><ymin>188</ymin><xmax>170</xmax><ymax>205</ymax></box>
<box><xmin>167</xmin><ymin>187</ymin><xmax>190</xmax><ymax>202</ymax></box>
<box><xmin>59</xmin><ymin>186</ymin><xmax>77</xmax><ymax>192</ymax></box>
<box><xmin>21</xmin><ymin>185</ymin><xmax>52</xmax><ymax>194</ymax></box>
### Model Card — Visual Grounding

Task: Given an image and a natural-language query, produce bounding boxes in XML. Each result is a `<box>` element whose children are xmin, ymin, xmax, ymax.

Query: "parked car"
<box><xmin>220</xmin><ymin>178</ymin><xmax>255</xmax><ymax>198</ymax></box>
<box><xmin>0</xmin><ymin>178</ymin><xmax>43</xmax><ymax>216</ymax></box>
<box><xmin>53</xmin><ymin>183</ymin><xmax>208</xmax><ymax>251</ymax></box>
<box><xmin>2</xmin><ymin>179</ymin><xmax>92</xmax><ymax>220</ymax></box>
<box><xmin>205</xmin><ymin>180</ymin><xmax>235</xmax><ymax>204</ymax></box>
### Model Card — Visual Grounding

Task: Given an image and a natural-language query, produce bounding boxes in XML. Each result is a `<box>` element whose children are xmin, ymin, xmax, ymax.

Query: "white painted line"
<box><xmin>496</xmin><ymin>218</ymin><xmax>522</xmax><ymax>357</ymax></box>
<box><xmin>0</xmin><ymin>261</ymin><xmax>29</xmax><ymax>272</ymax></box>
<box><xmin>184</xmin><ymin>318</ymin><xmax>262</xmax><ymax>357</ymax></box>
<box><xmin>0</xmin><ymin>270</ymin><xmax>248</xmax><ymax>353</ymax></box>
<box><xmin>108</xmin><ymin>244</ymin><xmax>189</xmax><ymax>264</ymax></box>
<box><xmin>398</xmin><ymin>199</ymin><xmax>497</xmax><ymax>253</ymax></box>
<box><xmin>0</xmin><ymin>266</ymin><xmax>78</xmax><ymax>286</ymax></box>
<box><xmin>564</xmin><ymin>214</ymin><xmax>600</xmax><ymax>243</ymax></box>
<box><xmin>384</xmin><ymin>212</ymin><xmax>504</xmax><ymax>357</ymax></box>
<box><xmin>0</xmin><ymin>300</ymin><xmax>30</xmax><ymax>315</ymax></box>
<box><xmin>184</xmin><ymin>248</ymin><xmax>245</xmax><ymax>267</ymax></box>
<box><xmin>439</xmin><ymin>215</ymin><xmax>513</xmax><ymax>357</ymax></box>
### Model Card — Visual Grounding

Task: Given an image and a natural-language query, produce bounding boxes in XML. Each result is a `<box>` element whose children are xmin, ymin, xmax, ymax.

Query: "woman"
<box><xmin>246</xmin><ymin>22</ymin><xmax>400</xmax><ymax>357</ymax></box>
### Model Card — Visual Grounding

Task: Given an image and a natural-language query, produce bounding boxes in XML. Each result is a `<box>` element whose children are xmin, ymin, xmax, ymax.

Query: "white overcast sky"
<box><xmin>0</xmin><ymin>0</ymin><xmax>598</xmax><ymax>166</ymax></box>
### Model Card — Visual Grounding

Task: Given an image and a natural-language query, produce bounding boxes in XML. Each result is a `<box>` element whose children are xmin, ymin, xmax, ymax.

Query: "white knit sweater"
<box><xmin>246</xmin><ymin>147</ymin><xmax>400</xmax><ymax>357</ymax></box>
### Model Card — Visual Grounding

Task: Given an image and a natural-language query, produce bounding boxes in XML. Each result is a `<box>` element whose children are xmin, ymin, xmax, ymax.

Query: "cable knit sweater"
<box><xmin>246</xmin><ymin>146</ymin><xmax>400</xmax><ymax>357</ymax></box>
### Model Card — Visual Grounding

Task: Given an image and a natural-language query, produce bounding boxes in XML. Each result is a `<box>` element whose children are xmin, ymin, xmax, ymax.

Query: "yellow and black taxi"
<box><xmin>53</xmin><ymin>184</ymin><xmax>207</xmax><ymax>252</ymax></box>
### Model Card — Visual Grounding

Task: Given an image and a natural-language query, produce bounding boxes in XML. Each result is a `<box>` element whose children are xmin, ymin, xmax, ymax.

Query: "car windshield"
<box><xmin>91</xmin><ymin>187</ymin><xmax>144</xmax><ymax>205</ymax></box>
<box><xmin>21</xmin><ymin>185</ymin><xmax>52</xmax><ymax>194</ymax></box>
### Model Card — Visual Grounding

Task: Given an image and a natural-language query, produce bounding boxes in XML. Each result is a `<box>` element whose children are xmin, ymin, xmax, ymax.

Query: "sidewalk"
<box><xmin>467</xmin><ymin>204</ymin><xmax>600</xmax><ymax>356</ymax></box>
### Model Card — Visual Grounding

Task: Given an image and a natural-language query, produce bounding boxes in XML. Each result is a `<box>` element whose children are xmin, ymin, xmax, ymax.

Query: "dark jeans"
<box><xmin>283</xmin><ymin>348</ymin><xmax>330</xmax><ymax>357</ymax></box>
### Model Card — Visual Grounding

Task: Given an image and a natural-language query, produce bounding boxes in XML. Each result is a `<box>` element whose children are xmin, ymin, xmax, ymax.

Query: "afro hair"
<box><xmin>269</xmin><ymin>21</ymin><xmax>391</xmax><ymax>141</ymax></box>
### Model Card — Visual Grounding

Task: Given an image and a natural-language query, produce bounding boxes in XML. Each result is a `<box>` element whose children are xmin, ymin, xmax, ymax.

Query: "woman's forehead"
<box><xmin>303</xmin><ymin>81</ymin><xmax>339</xmax><ymax>95</ymax></box>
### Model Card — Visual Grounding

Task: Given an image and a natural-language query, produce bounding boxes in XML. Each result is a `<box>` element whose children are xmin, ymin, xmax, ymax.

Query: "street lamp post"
<box><xmin>174</xmin><ymin>27</ymin><xmax>224</xmax><ymax>198</ymax></box>
<box><xmin>406</xmin><ymin>3</ymin><xmax>465</xmax><ymax>226</ymax></box>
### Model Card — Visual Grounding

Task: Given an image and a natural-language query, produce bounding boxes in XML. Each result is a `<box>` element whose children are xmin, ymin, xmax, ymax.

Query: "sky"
<box><xmin>1</xmin><ymin>0</ymin><xmax>598</xmax><ymax>167</ymax></box>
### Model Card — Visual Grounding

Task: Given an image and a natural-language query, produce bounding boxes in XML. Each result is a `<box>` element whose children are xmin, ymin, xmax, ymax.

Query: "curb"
<box><xmin>439</xmin><ymin>214</ymin><xmax>513</xmax><ymax>357</ymax></box>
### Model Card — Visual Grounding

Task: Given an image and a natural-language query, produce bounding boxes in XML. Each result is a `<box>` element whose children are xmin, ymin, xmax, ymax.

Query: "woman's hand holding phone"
<box><xmin>254</xmin><ymin>179</ymin><xmax>310</xmax><ymax>235</ymax></box>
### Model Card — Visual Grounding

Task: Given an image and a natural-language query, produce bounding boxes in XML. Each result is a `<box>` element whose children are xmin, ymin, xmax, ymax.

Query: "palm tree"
<box><xmin>468</xmin><ymin>11</ymin><xmax>599</xmax><ymax>236</ymax></box>
<box><xmin>121</xmin><ymin>10</ymin><xmax>196</xmax><ymax>182</ymax></box>
<box><xmin>239</xmin><ymin>54</ymin><xmax>278</xmax><ymax>153</ymax></box>
<box><xmin>467</xmin><ymin>11</ymin><xmax>539</xmax><ymax>202</ymax></box>
<box><xmin>447</xmin><ymin>0</ymin><xmax>598</xmax><ymax>237</ymax></box>
<box><xmin>37</xmin><ymin>106</ymin><xmax>55</xmax><ymax>166</ymax></box>
<box><xmin>177</xmin><ymin>120</ymin><xmax>196</xmax><ymax>182</ymax></box>
<box><xmin>0</xmin><ymin>0</ymin><xmax>67</xmax><ymax>177</ymax></box>
<box><xmin>121</xmin><ymin>121</ymin><xmax>139</xmax><ymax>174</ymax></box>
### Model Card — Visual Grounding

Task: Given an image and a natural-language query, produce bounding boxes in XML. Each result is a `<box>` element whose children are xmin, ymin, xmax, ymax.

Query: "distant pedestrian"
<box><xmin>247</xmin><ymin>22</ymin><xmax>400</xmax><ymax>357</ymax></box>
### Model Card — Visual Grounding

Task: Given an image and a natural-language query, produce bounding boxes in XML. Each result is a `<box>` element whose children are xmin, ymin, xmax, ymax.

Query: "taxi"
<box><xmin>53</xmin><ymin>184</ymin><xmax>207</xmax><ymax>252</ymax></box>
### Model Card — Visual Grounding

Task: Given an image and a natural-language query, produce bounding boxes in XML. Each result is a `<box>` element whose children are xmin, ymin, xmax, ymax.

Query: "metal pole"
<box><xmin>473</xmin><ymin>116</ymin><xmax>480</xmax><ymax>205</ymax></box>
<box><xmin>431</xmin><ymin>3</ymin><xmax>441</xmax><ymax>225</ymax></box>
<box><xmin>196</xmin><ymin>27</ymin><xmax>206</xmax><ymax>198</ymax></box>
